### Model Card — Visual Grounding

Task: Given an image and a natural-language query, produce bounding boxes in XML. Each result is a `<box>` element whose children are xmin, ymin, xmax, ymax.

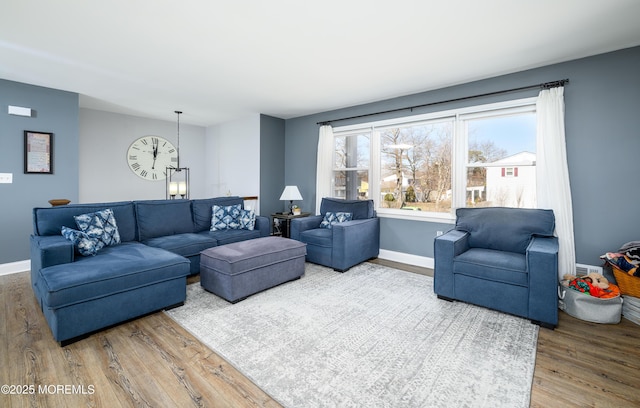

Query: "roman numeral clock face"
<box><xmin>127</xmin><ymin>136</ymin><xmax>178</xmax><ymax>180</ymax></box>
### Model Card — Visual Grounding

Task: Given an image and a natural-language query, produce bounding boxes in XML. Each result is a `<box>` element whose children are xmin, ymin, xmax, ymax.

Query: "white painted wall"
<box><xmin>205</xmin><ymin>114</ymin><xmax>261</xmax><ymax>213</ymax></box>
<box><xmin>79</xmin><ymin>109</ymin><xmax>207</xmax><ymax>202</ymax></box>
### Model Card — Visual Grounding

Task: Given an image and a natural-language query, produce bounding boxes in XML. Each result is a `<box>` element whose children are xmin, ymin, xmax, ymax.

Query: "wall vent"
<box><xmin>575</xmin><ymin>263</ymin><xmax>603</xmax><ymax>276</ymax></box>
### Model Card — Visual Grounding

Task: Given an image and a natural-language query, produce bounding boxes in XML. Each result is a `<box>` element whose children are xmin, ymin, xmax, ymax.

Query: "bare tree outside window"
<box><xmin>380</xmin><ymin>122</ymin><xmax>453</xmax><ymax>212</ymax></box>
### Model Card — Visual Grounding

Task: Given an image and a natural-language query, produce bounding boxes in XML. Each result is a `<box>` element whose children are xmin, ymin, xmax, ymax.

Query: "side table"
<box><xmin>271</xmin><ymin>212</ymin><xmax>311</xmax><ymax>238</ymax></box>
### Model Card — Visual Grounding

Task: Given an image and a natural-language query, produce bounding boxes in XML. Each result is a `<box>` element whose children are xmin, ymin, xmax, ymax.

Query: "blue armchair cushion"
<box><xmin>299</xmin><ymin>228</ymin><xmax>333</xmax><ymax>247</ymax></box>
<box><xmin>61</xmin><ymin>226</ymin><xmax>103</xmax><ymax>256</ymax></box>
<box><xmin>454</xmin><ymin>248</ymin><xmax>528</xmax><ymax>286</ymax></box>
<box><xmin>74</xmin><ymin>208</ymin><xmax>121</xmax><ymax>247</ymax></box>
<box><xmin>135</xmin><ymin>200</ymin><xmax>194</xmax><ymax>241</ymax></box>
<box><xmin>319</xmin><ymin>212</ymin><xmax>352</xmax><ymax>229</ymax></box>
<box><xmin>320</xmin><ymin>198</ymin><xmax>374</xmax><ymax>220</ymax></box>
<box><xmin>455</xmin><ymin>207</ymin><xmax>555</xmax><ymax>254</ymax></box>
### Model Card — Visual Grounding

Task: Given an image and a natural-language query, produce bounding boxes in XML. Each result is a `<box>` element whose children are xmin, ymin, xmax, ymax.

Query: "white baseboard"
<box><xmin>0</xmin><ymin>260</ymin><xmax>30</xmax><ymax>276</ymax></box>
<box><xmin>378</xmin><ymin>249</ymin><xmax>434</xmax><ymax>269</ymax></box>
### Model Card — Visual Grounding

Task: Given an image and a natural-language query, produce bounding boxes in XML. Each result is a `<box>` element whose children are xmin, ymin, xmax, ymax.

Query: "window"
<box><xmin>331</xmin><ymin>98</ymin><xmax>537</xmax><ymax>220</ymax></box>
<box><xmin>464</xmin><ymin>109</ymin><xmax>536</xmax><ymax>208</ymax></box>
<box><xmin>378</xmin><ymin>119</ymin><xmax>453</xmax><ymax>213</ymax></box>
<box><xmin>332</xmin><ymin>130</ymin><xmax>370</xmax><ymax>200</ymax></box>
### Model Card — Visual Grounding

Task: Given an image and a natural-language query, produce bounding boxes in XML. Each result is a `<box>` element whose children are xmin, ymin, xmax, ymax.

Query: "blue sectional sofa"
<box><xmin>30</xmin><ymin>196</ymin><xmax>269</xmax><ymax>345</ymax></box>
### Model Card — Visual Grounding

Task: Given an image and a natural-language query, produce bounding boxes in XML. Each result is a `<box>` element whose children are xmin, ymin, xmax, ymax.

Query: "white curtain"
<box><xmin>536</xmin><ymin>86</ymin><xmax>575</xmax><ymax>280</ymax></box>
<box><xmin>316</xmin><ymin>125</ymin><xmax>334</xmax><ymax>214</ymax></box>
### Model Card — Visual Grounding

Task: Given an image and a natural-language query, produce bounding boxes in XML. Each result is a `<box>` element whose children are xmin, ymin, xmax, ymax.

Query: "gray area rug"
<box><xmin>166</xmin><ymin>262</ymin><xmax>538</xmax><ymax>407</ymax></box>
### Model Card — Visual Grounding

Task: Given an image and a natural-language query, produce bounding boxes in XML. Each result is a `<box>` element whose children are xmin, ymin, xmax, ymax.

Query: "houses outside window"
<box><xmin>331</xmin><ymin>97</ymin><xmax>537</xmax><ymax>220</ymax></box>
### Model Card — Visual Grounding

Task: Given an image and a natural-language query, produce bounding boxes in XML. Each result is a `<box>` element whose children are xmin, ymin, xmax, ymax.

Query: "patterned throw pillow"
<box><xmin>61</xmin><ymin>226</ymin><xmax>104</xmax><ymax>256</ymax></box>
<box><xmin>74</xmin><ymin>208</ymin><xmax>121</xmax><ymax>247</ymax></box>
<box><xmin>237</xmin><ymin>209</ymin><xmax>256</xmax><ymax>230</ymax></box>
<box><xmin>319</xmin><ymin>212</ymin><xmax>353</xmax><ymax>229</ymax></box>
<box><xmin>211</xmin><ymin>204</ymin><xmax>242</xmax><ymax>231</ymax></box>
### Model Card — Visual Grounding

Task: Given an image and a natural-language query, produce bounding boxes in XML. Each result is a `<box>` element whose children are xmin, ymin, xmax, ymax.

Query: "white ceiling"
<box><xmin>2</xmin><ymin>1</ymin><xmax>640</xmax><ymax>126</ymax></box>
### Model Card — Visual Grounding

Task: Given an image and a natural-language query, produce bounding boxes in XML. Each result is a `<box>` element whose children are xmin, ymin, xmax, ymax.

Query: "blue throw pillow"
<box><xmin>211</xmin><ymin>204</ymin><xmax>242</xmax><ymax>231</ymax></box>
<box><xmin>74</xmin><ymin>208</ymin><xmax>121</xmax><ymax>247</ymax></box>
<box><xmin>237</xmin><ymin>209</ymin><xmax>256</xmax><ymax>230</ymax></box>
<box><xmin>61</xmin><ymin>226</ymin><xmax>104</xmax><ymax>256</ymax></box>
<box><xmin>319</xmin><ymin>212</ymin><xmax>353</xmax><ymax>229</ymax></box>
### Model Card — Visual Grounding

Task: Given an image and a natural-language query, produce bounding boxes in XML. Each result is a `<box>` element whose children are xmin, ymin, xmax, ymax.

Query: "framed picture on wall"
<box><xmin>24</xmin><ymin>131</ymin><xmax>53</xmax><ymax>174</ymax></box>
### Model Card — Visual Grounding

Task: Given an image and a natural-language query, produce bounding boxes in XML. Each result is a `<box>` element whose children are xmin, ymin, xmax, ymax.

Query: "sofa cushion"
<box><xmin>192</xmin><ymin>196</ymin><xmax>244</xmax><ymax>232</ymax></box>
<box><xmin>36</xmin><ymin>242</ymin><xmax>190</xmax><ymax>309</ymax></box>
<box><xmin>74</xmin><ymin>208</ymin><xmax>121</xmax><ymax>247</ymax></box>
<box><xmin>33</xmin><ymin>201</ymin><xmax>136</xmax><ymax>242</ymax></box>
<box><xmin>135</xmin><ymin>200</ymin><xmax>194</xmax><ymax>241</ymax></box>
<box><xmin>320</xmin><ymin>198</ymin><xmax>374</xmax><ymax>220</ymax></box>
<box><xmin>143</xmin><ymin>233</ymin><xmax>217</xmax><ymax>257</ymax></box>
<box><xmin>455</xmin><ymin>207</ymin><xmax>555</xmax><ymax>254</ymax></box>
<box><xmin>204</xmin><ymin>229</ymin><xmax>262</xmax><ymax>246</ymax></box>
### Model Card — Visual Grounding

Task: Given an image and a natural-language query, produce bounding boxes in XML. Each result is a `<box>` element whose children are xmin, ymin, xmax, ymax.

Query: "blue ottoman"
<box><xmin>200</xmin><ymin>236</ymin><xmax>307</xmax><ymax>303</ymax></box>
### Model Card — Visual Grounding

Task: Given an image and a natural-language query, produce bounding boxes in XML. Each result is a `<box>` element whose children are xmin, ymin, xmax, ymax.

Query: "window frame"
<box><xmin>331</xmin><ymin>127</ymin><xmax>373</xmax><ymax>200</ymax></box>
<box><xmin>331</xmin><ymin>97</ymin><xmax>538</xmax><ymax>223</ymax></box>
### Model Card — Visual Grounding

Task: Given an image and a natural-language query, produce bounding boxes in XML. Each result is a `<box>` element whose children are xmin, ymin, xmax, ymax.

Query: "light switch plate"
<box><xmin>8</xmin><ymin>106</ymin><xmax>32</xmax><ymax>116</ymax></box>
<box><xmin>0</xmin><ymin>173</ymin><xmax>13</xmax><ymax>183</ymax></box>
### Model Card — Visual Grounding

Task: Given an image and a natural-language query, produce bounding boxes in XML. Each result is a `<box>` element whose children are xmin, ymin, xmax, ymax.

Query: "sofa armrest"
<box><xmin>331</xmin><ymin>218</ymin><xmax>380</xmax><ymax>271</ymax></box>
<box><xmin>433</xmin><ymin>230</ymin><xmax>469</xmax><ymax>298</ymax></box>
<box><xmin>290</xmin><ymin>215</ymin><xmax>323</xmax><ymax>240</ymax></box>
<box><xmin>526</xmin><ymin>235</ymin><xmax>559</xmax><ymax>326</ymax></box>
<box><xmin>255</xmin><ymin>216</ymin><xmax>270</xmax><ymax>237</ymax></box>
<box><xmin>30</xmin><ymin>235</ymin><xmax>74</xmax><ymax>270</ymax></box>
<box><xmin>30</xmin><ymin>235</ymin><xmax>74</xmax><ymax>291</ymax></box>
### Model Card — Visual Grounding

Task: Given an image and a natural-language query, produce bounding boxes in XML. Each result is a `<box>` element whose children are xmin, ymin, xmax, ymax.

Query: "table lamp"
<box><xmin>279</xmin><ymin>186</ymin><xmax>303</xmax><ymax>214</ymax></box>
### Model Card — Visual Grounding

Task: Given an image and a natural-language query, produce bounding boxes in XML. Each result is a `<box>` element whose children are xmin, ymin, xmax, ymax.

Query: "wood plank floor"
<box><xmin>2</xmin><ymin>262</ymin><xmax>639</xmax><ymax>407</ymax></box>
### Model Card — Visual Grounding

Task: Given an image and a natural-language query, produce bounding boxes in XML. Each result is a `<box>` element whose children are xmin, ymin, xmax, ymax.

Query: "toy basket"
<box><xmin>612</xmin><ymin>265</ymin><xmax>640</xmax><ymax>297</ymax></box>
<box><xmin>558</xmin><ymin>284</ymin><xmax>622</xmax><ymax>324</ymax></box>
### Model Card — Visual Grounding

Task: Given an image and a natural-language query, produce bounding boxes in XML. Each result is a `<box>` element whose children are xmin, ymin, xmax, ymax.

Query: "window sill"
<box><xmin>376</xmin><ymin>209</ymin><xmax>455</xmax><ymax>224</ymax></box>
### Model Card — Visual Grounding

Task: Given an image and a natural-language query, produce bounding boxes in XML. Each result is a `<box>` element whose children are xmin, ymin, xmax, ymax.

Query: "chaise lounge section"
<box><xmin>30</xmin><ymin>196</ymin><xmax>269</xmax><ymax>345</ymax></box>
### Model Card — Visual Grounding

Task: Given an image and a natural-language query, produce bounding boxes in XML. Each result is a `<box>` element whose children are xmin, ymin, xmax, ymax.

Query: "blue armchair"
<box><xmin>434</xmin><ymin>207</ymin><xmax>559</xmax><ymax>328</ymax></box>
<box><xmin>290</xmin><ymin>198</ymin><xmax>380</xmax><ymax>272</ymax></box>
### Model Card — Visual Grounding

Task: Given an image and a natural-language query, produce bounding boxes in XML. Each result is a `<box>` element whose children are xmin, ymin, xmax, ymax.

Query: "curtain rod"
<box><xmin>317</xmin><ymin>78</ymin><xmax>569</xmax><ymax>126</ymax></box>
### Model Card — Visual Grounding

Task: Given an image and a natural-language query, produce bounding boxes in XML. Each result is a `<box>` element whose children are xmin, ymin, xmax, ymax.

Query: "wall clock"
<box><xmin>127</xmin><ymin>136</ymin><xmax>177</xmax><ymax>180</ymax></box>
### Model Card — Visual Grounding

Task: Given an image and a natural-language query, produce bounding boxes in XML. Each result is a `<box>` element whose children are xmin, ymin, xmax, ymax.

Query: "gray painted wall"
<box><xmin>284</xmin><ymin>46</ymin><xmax>640</xmax><ymax>266</ymax></box>
<box><xmin>259</xmin><ymin>114</ymin><xmax>285</xmax><ymax>220</ymax></box>
<box><xmin>0</xmin><ymin>79</ymin><xmax>79</xmax><ymax>264</ymax></box>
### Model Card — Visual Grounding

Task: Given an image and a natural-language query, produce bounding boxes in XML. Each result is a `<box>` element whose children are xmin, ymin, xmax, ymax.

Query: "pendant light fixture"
<box><xmin>166</xmin><ymin>110</ymin><xmax>190</xmax><ymax>199</ymax></box>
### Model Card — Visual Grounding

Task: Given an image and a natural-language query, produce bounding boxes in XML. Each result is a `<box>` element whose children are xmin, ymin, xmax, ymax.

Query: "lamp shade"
<box><xmin>280</xmin><ymin>185</ymin><xmax>303</xmax><ymax>201</ymax></box>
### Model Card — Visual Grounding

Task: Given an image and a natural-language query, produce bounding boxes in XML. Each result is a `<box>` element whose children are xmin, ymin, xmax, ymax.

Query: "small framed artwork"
<box><xmin>24</xmin><ymin>131</ymin><xmax>53</xmax><ymax>174</ymax></box>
